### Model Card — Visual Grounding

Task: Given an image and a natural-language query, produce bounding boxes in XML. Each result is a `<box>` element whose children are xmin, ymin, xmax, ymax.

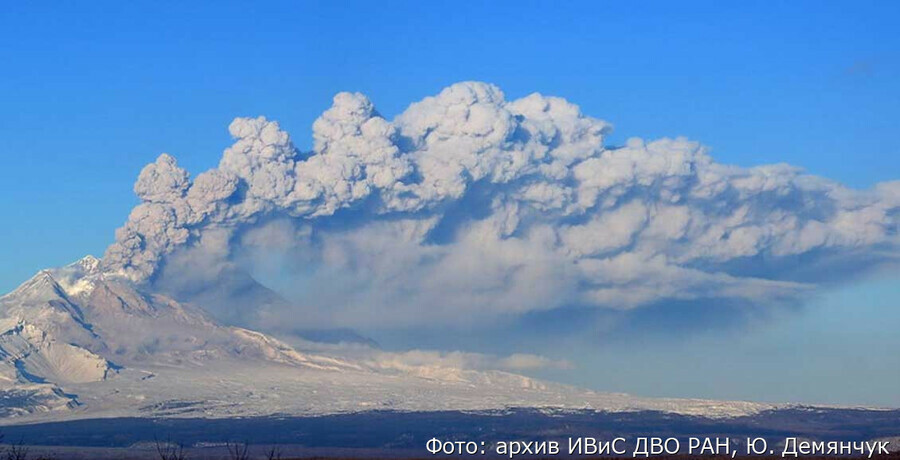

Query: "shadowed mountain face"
<box><xmin>0</xmin><ymin>257</ymin><xmax>778</xmax><ymax>425</ymax></box>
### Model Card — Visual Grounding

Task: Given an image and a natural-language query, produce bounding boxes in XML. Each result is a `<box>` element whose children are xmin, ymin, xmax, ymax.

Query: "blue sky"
<box><xmin>1</xmin><ymin>1</ymin><xmax>899</xmax><ymax>405</ymax></box>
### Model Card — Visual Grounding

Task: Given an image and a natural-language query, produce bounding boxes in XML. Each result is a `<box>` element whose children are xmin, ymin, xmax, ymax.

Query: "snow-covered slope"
<box><xmin>0</xmin><ymin>257</ymin><xmax>774</xmax><ymax>425</ymax></box>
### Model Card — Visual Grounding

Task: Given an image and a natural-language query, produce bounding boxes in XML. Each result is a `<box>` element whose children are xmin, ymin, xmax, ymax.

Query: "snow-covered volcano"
<box><xmin>0</xmin><ymin>256</ymin><xmax>771</xmax><ymax>425</ymax></box>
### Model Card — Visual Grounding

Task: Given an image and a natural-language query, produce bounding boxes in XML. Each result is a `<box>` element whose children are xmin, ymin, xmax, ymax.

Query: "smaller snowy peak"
<box><xmin>0</xmin><ymin>272</ymin><xmax>92</xmax><ymax>335</ymax></box>
<box><xmin>1</xmin><ymin>271</ymin><xmax>68</xmax><ymax>304</ymax></box>
<box><xmin>1</xmin><ymin>255</ymin><xmax>105</xmax><ymax>304</ymax></box>
<box><xmin>73</xmin><ymin>255</ymin><xmax>101</xmax><ymax>273</ymax></box>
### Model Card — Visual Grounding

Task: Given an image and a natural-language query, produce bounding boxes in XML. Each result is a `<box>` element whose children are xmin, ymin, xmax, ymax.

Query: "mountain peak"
<box><xmin>49</xmin><ymin>256</ymin><xmax>106</xmax><ymax>299</ymax></box>
<box><xmin>69</xmin><ymin>255</ymin><xmax>100</xmax><ymax>274</ymax></box>
<box><xmin>1</xmin><ymin>270</ymin><xmax>67</xmax><ymax>303</ymax></box>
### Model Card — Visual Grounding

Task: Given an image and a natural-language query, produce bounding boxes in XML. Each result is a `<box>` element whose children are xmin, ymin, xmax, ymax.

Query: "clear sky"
<box><xmin>1</xmin><ymin>1</ymin><xmax>899</xmax><ymax>405</ymax></box>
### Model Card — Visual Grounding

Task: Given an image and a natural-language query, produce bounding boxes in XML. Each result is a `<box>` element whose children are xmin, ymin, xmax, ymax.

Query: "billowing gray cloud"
<box><xmin>102</xmin><ymin>81</ymin><xmax>900</xmax><ymax>328</ymax></box>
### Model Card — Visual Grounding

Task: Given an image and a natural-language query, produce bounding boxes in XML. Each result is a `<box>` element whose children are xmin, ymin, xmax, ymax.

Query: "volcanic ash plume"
<box><xmin>101</xmin><ymin>82</ymin><xmax>900</xmax><ymax>324</ymax></box>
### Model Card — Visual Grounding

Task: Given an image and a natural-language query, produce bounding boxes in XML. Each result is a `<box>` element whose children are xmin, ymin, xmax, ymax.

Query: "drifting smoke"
<box><xmin>295</xmin><ymin>338</ymin><xmax>574</xmax><ymax>373</ymax></box>
<box><xmin>102</xmin><ymin>82</ymin><xmax>900</xmax><ymax>328</ymax></box>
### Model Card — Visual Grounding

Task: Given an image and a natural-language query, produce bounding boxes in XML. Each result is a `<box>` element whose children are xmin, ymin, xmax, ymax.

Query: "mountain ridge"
<box><xmin>0</xmin><ymin>256</ymin><xmax>783</xmax><ymax>425</ymax></box>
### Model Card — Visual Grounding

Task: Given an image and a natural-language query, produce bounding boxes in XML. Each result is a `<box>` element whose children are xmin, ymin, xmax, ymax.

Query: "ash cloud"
<box><xmin>102</xmin><ymin>82</ymin><xmax>900</xmax><ymax>328</ymax></box>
